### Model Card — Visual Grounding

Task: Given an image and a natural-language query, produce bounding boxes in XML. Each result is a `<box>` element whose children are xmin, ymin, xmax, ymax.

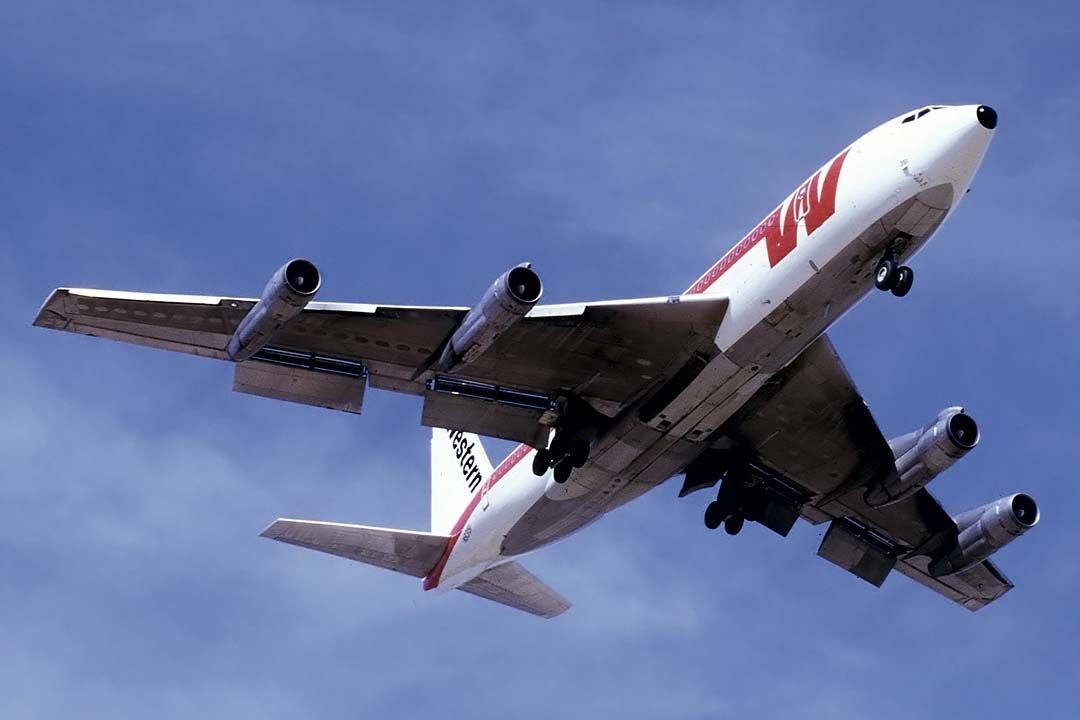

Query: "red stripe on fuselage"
<box><xmin>422</xmin><ymin>442</ymin><xmax>532</xmax><ymax>590</ymax></box>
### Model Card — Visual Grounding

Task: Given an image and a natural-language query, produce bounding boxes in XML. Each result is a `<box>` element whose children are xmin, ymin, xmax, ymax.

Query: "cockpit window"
<box><xmin>903</xmin><ymin>106</ymin><xmax>941</xmax><ymax>124</ymax></box>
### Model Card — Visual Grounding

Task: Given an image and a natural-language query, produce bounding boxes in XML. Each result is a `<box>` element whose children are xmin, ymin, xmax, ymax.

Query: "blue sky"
<box><xmin>3</xmin><ymin>2</ymin><xmax>1078</xmax><ymax>717</ymax></box>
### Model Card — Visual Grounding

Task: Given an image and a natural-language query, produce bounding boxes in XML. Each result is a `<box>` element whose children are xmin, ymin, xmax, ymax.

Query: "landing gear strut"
<box><xmin>874</xmin><ymin>255</ymin><xmax>914</xmax><ymax>297</ymax></box>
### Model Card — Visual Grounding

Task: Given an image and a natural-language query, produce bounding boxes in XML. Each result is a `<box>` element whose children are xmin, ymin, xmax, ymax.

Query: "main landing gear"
<box><xmin>684</xmin><ymin>448</ymin><xmax>803</xmax><ymax>538</ymax></box>
<box><xmin>874</xmin><ymin>256</ymin><xmax>914</xmax><ymax>297</ymax></box>
<box><xmin>705</xmin><ymin>500</ymin><xmax>745</xmax><ymax>535</ymax></box>
<box><xmin>704</xmin><ymin>467</ymin><xmax>755</xmax><ymax>536</ymax></box>
<box><xmin>532</xmin><ymin>436</ymin><xmax>590</xmax><ymax>484</ymax></box>
<box><xmin>532</xmin><ymin>401</ymin><xmax>599</xmax><ymax>484</ymax></box>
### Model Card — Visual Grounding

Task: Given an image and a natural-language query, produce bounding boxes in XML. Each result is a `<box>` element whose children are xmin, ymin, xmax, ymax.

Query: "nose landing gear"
<box><xmin>874</xmin><ymin>256</ymin><xmax>915</xmax><ymax>297</ymax></box>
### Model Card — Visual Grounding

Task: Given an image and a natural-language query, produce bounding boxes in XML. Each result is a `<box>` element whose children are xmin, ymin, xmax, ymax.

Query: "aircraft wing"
<box><xmin>458</xmin><ymin>561</ymin><xmax>571</xmax><ymax>619</ymax></box>
<box><xmin>718</xmin><ymin>334</ymin><xmax>1013</xmax><ymax>610</ymax></box>
<box><xmin>34</xmin><ymin>288</ymin><xmax>728</xmax><ymax>445</ymax></box>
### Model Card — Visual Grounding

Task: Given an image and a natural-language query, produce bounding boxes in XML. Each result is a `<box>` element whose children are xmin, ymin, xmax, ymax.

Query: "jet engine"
<box><xmin>227</xmin><ymin>258</ymin><xmax>321</xmax><ymax>361</ymax></box>
<box><xmin>436</xmin><ymin>263</ymin><xmax>543</xmax><ymax>371</ymax></box>
<box><xmin>928</xmin><ymin>493</ymin><xmax>1040</xmax><ymax>576</ymax></box>
<box><xmin>865</xmin><ymin>406</ymin><xmax>979</xmax><ymax>508</ymax></box>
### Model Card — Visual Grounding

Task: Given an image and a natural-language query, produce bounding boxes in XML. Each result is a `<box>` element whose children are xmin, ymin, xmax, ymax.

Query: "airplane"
<box><xmin>33</xmin><ymin>103</ymin><xmax>1039</xmax><ymax>618</ymax></box>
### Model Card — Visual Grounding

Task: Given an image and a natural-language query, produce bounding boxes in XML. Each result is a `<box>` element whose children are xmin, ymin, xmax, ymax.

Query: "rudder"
<box><xmin>431</xmin><ymin>428</ymin><xmax>494</xmax><ymax>534</ymax></box>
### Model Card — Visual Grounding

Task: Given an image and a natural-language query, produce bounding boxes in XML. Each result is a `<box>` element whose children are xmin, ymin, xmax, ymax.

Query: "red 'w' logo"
<box><xmin>763</xmin><ymin>148</ymin><xmax>849</xmax><ymax>267</ymax></box>
<box><xmin>685</xmin><ymin>148</ymin><xmax>850</xmax><ymax>295</ymax></box>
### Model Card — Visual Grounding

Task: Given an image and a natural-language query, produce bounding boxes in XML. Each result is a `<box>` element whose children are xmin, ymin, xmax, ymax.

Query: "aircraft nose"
<box><xmin>976</xmin><ymin>105</ymin><xmax>998</xmax><ymax>130</ymax></box>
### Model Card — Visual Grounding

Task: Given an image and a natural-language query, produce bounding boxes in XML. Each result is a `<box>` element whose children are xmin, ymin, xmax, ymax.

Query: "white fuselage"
<box><xmin>425</xmin><ymin>104</ymin><xmax>995</xmax><ymax>593</ymax></box>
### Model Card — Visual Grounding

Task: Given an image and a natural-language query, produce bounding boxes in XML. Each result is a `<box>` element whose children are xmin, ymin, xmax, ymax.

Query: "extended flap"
<box><xmin>421</xmin><ymin>390</ymin><xmax>550</xmax><ymax>448</ymax></box>
<box><xmin>234</xmin><ymin>357</ymin><xmax>367</xmax><ymax>413</ymax></box>
<box><xmin>817</xmin><ymin>519</ymin><xmax>896</xmax><ymax>587</ymax></box>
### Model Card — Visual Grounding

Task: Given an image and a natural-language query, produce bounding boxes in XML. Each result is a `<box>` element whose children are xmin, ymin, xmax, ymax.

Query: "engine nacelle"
<box><xmin>227</xmin><ymin>259</ymin><xmax>321</xmax><ymax>361</ymax></box>
<box><xmin>865</xmin><ymin>406</ymin><xmax>979</xmax><ymax>508</ymax></box>
<box><xmin>928</xmin><ymin>493</ymin><xmax>1040</xmax><ymax>576</ymax></box>
<box><xmin>436</xmin><ymin>263</ymin><xmax>543</xmax><ymax>371</ymax></box>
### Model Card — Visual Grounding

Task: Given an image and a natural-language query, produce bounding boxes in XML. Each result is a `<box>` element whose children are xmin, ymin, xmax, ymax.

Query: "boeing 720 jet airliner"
<box><xmin>34</xmin><ymin>104</ymin><xmax>1039</xmax><ymax>617</ymax></box>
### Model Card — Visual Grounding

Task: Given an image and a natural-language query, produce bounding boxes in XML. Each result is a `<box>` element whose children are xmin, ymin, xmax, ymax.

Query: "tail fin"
<box><xmin>431</xmin><ymin>428</ymin><xmax>494</xmax><ymax>534</ymax></box>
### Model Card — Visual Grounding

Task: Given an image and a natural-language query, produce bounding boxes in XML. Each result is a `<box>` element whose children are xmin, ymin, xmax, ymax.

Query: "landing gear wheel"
<box><xmin>891</xmin><ymin>266</ymin><xmax>914</xmax><ymax>297</ymax></box>
<box><xmin>724</xmin><ymin>514</ymin><xmax>745</xmax><ymax>536</ymax></box>
<box><xmin>532</xmin><ymin>449</ymin><xmax>552</xmax><ymax>476</ymax></box>
<box><xmin>704</xmin><ymin>501</ymin><xmax>725</xmax><ymax>530</ymax></box>
<box><xmin>553</xmin><ymin>460</ymin><xmax>573</xmax><ymax>484</ymax></box>
<box><xmin>875</xmin><ymin>258</ymin><xmax>898</xmax><ymax>291</ymax></box>
<box><xmin>568</xmin><ymin>438</ymin><xmax>590</xmax><ymax>468</ymax></box>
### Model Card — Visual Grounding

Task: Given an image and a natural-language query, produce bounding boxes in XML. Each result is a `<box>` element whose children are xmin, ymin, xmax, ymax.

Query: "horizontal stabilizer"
<box><xmin>260</xmin><ymin>519</ymin><xmax>449</xmax><ymax>578</ymax></box>
<box><xmin>458</xmin><ymin>561</ymin><xmax>571</xmax><ymax>619</ymax></box>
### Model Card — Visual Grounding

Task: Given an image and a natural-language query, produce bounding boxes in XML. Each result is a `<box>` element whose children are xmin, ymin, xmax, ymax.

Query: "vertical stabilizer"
<box><xmin>431</xmin><ymin>428</ymin><xmax>494</xmax><ymax>534</ymax></box>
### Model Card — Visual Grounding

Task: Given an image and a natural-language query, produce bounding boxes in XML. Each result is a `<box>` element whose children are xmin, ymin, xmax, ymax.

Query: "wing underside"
<box><xmin>719</xmin><ymin>334</ymin><xmax>1015</xmax><ymax>610</ymax></box>
<box><xmin>34</xmin><ymin>287</ymin><xmax>728</xmax><ymax>444</ymax></box>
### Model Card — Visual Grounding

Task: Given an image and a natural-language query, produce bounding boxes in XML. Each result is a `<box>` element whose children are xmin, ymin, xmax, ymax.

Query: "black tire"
<box><xmin>532</xmin><ymin>449</ymin><xmax>552</xmax><ymax>476</ymax></box>
<box><xmin>553</xmin><ymin>461</ymin><xmax>572</xmax><ymax>484</ymax></box>
<box><xmin>568</xmin><ymin>438</ymin><xmax>590</xmax><ymax>468</ymax></box>
<box><xmin>724</xmin><ymin>514</ymin><xmax>745</xmax><ymax>536</ymax></box>
<box><xmin>704</xmin><ymin>501</ymin><xmax>725</xmax><ymax>530</ymax></box>
<box><xmin>875</xmin><ymin>258</ymin><xmax>898</xmax><ymax>291</ymax></box>
<box><xmin>891</xmin><ymin>266</ymin><xmax>914</xmax><ymax>297</ymax></box>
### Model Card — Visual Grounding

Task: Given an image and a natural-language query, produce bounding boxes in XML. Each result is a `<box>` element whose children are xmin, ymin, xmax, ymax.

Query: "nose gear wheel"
<box><xmin>875</xmin><ymin>257</ymin><xmax>914</xmax><ymax>297</ymax></box>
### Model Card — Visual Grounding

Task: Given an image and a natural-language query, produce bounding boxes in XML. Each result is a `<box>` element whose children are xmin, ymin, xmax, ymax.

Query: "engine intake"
<box><xmin>865</xmin><ymin>406</ymin><xmax>979</xmax><ymax>508</ymax></box>
<box><xmin>228</xmin><ymin>258</ymin><xmax>321</xmax><ymax>361</ymax></box>
<box><xmin>437</xmin><ymin>263</ymin><xmax>543</xmax><ymax>371</ymax></box>
<box><xmin>928</xmin><ymin>493</ymin><xmax>1040</xmax><ymax>576</ymax></box>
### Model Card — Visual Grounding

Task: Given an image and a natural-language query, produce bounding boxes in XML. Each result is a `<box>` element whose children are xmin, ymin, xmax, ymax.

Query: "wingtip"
<box><xmin>32</xmin><ymin>288</ymin><xmax>69</xmax><ymax>329</ymax></box>
<box><xmin>258</xmin><ymin>518</ymin><xmax>286</xmax><ymax>539</ymax></box>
